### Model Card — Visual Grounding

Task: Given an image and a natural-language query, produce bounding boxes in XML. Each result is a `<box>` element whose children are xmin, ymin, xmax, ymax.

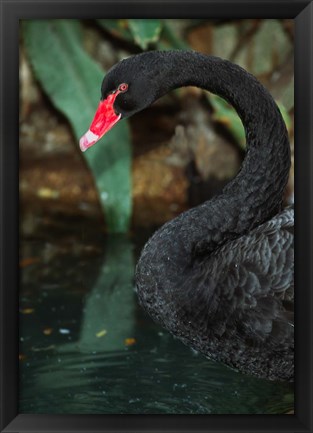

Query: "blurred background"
<box><xmin>20</xmin><ymin>18</ymin><xmax>294</xmax><ymax>235</ymax></box>
<box><xmin>19</xmin><ymin>19</ymin><xmax>294</xmax><ymax>415</ymax></box>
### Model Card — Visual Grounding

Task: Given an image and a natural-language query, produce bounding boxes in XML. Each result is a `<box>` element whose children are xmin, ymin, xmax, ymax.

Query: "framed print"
<box><xmin>1</xmin><ymin>1</ymin><xmax>312</xmax><ymax>432</ymax></box>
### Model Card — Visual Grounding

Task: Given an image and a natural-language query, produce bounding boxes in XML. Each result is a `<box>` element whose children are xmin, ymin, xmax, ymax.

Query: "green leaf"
<box><xmin>128</xmin><ymin>19</ymin><xmax>162</xmax><ymax>50</ymax></box>
<box><xmin>97</xmin><ymin>19</ymin><xmax>133</xmax><ymax>42</ymax></box>
<box><xmin>160</xmin><ymin>21</ymin><xmax>189</xmax><ymax>50</ymax></box>
<box><xmin>279</xmin><ymin>77</ymin><xmax>294</xmax><ymax>112</ymax></box>
<box><xmin>209</xmin><ymin>94</ymin><xmax>292</xmax><ymax>149</ymax></box>
<box><xmin>276</xmin><ymin>102</ymin><xmax>292</xmax><ymax>132</ymax></box>
<box><xmin>212</xmin><ymin>24</ymin><xmax>238</xmax><ymax>60</ymax></box>
<box><xmin>223</xmin><ymin>20</ymin><xmax>293</xmax><ymax>78</ymax></box>
<box><xmin>209</xmin><ymin>94</ymin><xmax>246</xmax><ymax>148</ymax></box>
<box><xmin>249</xmin><ymin>20</ymin><xmax>291</xmax><ymax>77</ymax></box>
<box><xmin>23</xmin><ymin>20</ymin><xmax>132</xmax><ymax>233</ymax></box>
<box><xmin>58</xmin><ymin>236</ymin><xmax>135</xmax><ymax>353</ymax></box>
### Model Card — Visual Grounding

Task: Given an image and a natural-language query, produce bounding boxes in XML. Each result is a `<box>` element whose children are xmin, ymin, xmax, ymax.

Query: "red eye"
<box><xmin>118</xmin><ymin>83</ymin><xmax>128</xmax><ymax>93</ymax></box>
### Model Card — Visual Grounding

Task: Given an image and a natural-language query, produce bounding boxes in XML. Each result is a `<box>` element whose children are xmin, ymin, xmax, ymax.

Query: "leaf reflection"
<box><xmin>59</xmin><ymin>235</ymin><xmax>135</xmax><ymax>353</ymax></box>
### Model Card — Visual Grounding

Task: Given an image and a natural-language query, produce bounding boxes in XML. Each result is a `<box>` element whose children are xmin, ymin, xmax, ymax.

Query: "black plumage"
<box><xmin>101</xmin><ymin>51</ymin><xmax>294</xmax><ymax>381</ymax></box>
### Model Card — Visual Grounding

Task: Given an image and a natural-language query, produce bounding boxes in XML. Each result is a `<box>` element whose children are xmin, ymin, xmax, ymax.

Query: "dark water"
<box><xmin>19</xmin><ymin>232</ymin><xmax>294</xmax><ymax>414</ymax></box>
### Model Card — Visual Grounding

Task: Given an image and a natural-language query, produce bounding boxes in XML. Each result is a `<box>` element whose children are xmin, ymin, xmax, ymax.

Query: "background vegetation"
<box><xmin>20</xmin><ymin>19</ymin><xmax>294</xmax><ymax>235</ymax></box>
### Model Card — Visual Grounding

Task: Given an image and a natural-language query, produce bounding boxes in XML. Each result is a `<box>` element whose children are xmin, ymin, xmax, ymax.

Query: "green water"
<box><xmin>19</xmin><ymin>233</ymin><xmax>294</xmax><ymax>414</ymax></box>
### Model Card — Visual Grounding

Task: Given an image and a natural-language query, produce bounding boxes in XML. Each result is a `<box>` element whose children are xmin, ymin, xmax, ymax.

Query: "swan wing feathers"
<box><xmin>193</xmin><ymin>206</ymin><xmax>294</xmax><ymax>349</ymax></box>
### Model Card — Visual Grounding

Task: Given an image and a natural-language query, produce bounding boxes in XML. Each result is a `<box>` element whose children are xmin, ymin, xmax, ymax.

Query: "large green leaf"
<box><xmin>128</xmin><ymin>19</ymin><xmax>162</xmax><ymax>50</ymax></box>
<box><xmin>23</xmin><ymin>20</ymin><xmax>132</xmax><ymax>233</ymax></box>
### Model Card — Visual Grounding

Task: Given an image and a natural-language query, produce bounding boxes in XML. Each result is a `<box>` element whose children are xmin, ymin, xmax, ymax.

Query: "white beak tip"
<box><xmin>79</xmin><ymin>130</ymin><xmax>99</xmax><ymax>152</ymax></box>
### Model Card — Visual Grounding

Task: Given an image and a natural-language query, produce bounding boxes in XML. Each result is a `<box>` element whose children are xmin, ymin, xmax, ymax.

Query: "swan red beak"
<box><xmin>79</xmin><ymin>92</ymin><xmax>121</xmax><ymax>152</ymax></box>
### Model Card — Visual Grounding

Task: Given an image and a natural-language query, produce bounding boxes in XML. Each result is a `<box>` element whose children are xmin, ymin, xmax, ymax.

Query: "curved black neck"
<box><xmin>156</xmin><ymin>51</ymin><xmax>290</xmax><ymax>252</ymax></box>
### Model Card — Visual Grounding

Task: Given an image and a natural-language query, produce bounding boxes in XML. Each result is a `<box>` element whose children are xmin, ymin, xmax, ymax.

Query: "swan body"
<box><xmin>80</xmin><ymin>51</ymin><xmax>294</xmax><ymax>381</ymax></box>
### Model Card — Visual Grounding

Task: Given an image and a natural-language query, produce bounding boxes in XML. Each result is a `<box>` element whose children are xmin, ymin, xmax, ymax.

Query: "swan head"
<box><xmin>79</xmin><ymin>52</ymin><xmax>163</xmax><ymax>152</ymax></box>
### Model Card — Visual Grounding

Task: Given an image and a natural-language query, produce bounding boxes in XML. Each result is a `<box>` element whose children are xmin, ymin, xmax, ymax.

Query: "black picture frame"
<box><xmin>1</xmin><ymin>1</ymin><xmax>312</xmax><ymax>432</ymax></box>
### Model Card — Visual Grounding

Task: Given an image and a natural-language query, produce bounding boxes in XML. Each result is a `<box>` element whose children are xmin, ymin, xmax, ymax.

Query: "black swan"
<box><xmin>80</xmin><ymin>51</ymin><xmax>294</xmax><ymax>382</ymax></box>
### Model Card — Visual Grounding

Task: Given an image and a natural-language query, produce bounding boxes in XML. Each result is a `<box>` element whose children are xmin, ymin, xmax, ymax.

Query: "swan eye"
<box><xmin>118</xmin><ymin>83</ymin><xmax>128</xmax><ymax>93</ymax></box>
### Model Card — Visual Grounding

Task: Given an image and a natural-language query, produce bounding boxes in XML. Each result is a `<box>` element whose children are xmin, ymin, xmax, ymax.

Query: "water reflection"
<box><xmin>19</xmin><ymin>234</ymin><xmax>294</xmax><ymax>414</ymax></box>
<box><xmin>59</xmin><ymin>236</ymin><xmax>135</xmax><ymax>353</ymax></box>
